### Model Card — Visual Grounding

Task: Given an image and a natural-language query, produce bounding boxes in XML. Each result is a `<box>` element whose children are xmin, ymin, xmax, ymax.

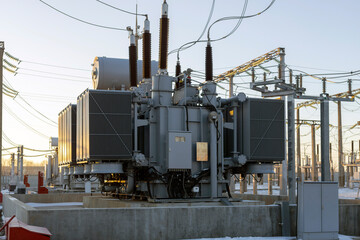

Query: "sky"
<box><xmin>0</xmin><ymin>0</ymin><xmax>359</xmax><ymax>165</ymax></box>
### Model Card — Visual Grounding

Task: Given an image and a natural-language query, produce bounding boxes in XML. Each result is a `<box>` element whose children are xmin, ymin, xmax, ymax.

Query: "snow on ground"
<box><xmin>26</xmin><ymin>202</ymin><xmax>83</xmax><ymax>208</ymax></box>
<box><xmin>234</xmin><ymin>183</ymin><xmax>360</xmax><ymax>199</ymax></box>
<box><xmin>189</xmin><ymin>235</ymin><xmax>357</xmax><ymax>240</ymax></box>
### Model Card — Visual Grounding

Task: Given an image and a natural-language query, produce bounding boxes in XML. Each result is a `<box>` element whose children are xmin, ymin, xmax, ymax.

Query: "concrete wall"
<box><xmin>3</xmin><ymin>194</ymin><xmax>282</xmax><ymax>240</ymax></box>
<box><xmin>3</xmin><ymin>194</ymin><xmax>360</xmax><ymax>240</ymax></box>
<box><xmin>12</xmin><ymin>193</ymin><xmax>98</xmax><ymax>203</ymax></box>
<box><xmin>339</xmin><ymin>204</ymin><xmax>360</xmax><ymax>236</ymax></box>
<box><xmin>232</xmin><ymin>193</ymin><xmax>289</xmax><ymax>205</ymax></box>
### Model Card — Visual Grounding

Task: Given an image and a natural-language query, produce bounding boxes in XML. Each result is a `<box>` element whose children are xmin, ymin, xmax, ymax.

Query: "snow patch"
<box><xmin>26</xmin><ymin>202</ymin><xmax>83</xmax><ymax>208</ymax></box>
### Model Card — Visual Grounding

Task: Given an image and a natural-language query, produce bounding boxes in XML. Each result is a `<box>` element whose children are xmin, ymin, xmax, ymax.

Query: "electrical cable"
<box><xmin>207</xmin><ymin>0</ymin><xmax>249</xmax><ymax>42</ymax></box>
<box><xmin>13</xmin><ymin>100</ymin><xmax>57</xmax><ymax>128</ymax></box>
<box><xmin>18</xmin><ymin>67</ymin><xmax>89</xmax><ymax>79</ymax></box>
<box><xmin>15</xmin><ymin>72</ymin><xmax>89</xmax><ymax>83</ymax></box>
<box><xmin>23</xmin><ymin>147</ymin><xmax>53</xmax><ymax>152</ymax></box>
<box><xmin>19</xmin><ymin>60</ymin><xmax>89</xmax><ymax>71</ymax></box>
<box><xmin>17</xmin><ymin>95</ymin><xmax>58</xmax><ymax>125</ymax></box>
<box><xmin>2</xmin><ymin>146</ymin><xmax>17</xmax><ymax>151</ymax></box>
<box><xmin>207</xmin><ymin>0</ymin><xmax>275</xmax><ymax>42</ymax></box>
<box><xmin>23</xmin><ymin>153</ymin><xmax>49</xmax><ymax>157</ymax></box>
<box><xmin>168</xmin><ymin>0</ymin><xmax>216</xmax><ymax>59</ymax></box>
<box><xmin>3</xmin><ymin>103</ymin><xmax>50</xmax><ymax>139</ymax></box>
<box><xmin>96</xmin><ymin>0</ymin><xmax>147</xmax><ymax>17</ymax></box>
<box><xmin>171</xmin><ymin>0</ymin><xmax>276</xmax><ymax>61</ymax></box>
<box><xmin>2</xmin><ymin>132</ymin><xmax>19</xmax><ymax>147</ymax></box>
<box><xmin>39</xmin><ymin>0</ymin><xmax>127</xmax><ymax>31</ymax></box>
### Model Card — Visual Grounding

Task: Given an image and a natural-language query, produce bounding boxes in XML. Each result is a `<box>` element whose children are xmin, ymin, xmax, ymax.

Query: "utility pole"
<box><xmin>20</xmin><ymin>145</ymin><xmax>24</xmax><ymax>183</ymax></box>
<box><xmin>229</xmin><ymin>75</ymin><xmax>234</xmax><ymax>97</ymax></box>
<box><xmin>330</xmin><ymin>143</ymin><xmax>334</xmax><ymax>181</ymax></box>
<box><xmin>320</xmin><ymin>78</ymin><xmax>330</xmax><ymax>181</ymax></box>
<box><xmin>17</xmin><ymin>147</ymin><xmax>20</xmax><ymax>177</ymax></box>
<box><xmin>0</xmin><ymin>41</ymin><xmax>4</xmax><ymax>190</ymax></box>
<box><xmin>350</xmin><ymin>141</ymin><xmax>354</xmax><ymax>178</ymax></box>
<box><xmin>320</xmin><ymin>99</ymin><xmax>330</xmax><ymax>181</ymax></box>
<box><xmin>311</xmin><ymin>124</ymin><xmax>317</xmax><ymax>181</ymax></box>
<box><xmin>296</xmin><ymin>108</ymin><xmax>302</xmax><ymax>181</ymax></box>
<box><xmin>279</xmin><ymin>49</ymin><xmax>288</xmax><ymax>196</ymax></box>
<box><xmin>288</xmin><ymin>94</ymin><xmax>296</xmax><ymax>203</ymax></box>
<box><xmin>338</xmin><ymin>102</ymin><xmax>345</xmax><ymax>187</ymax></box>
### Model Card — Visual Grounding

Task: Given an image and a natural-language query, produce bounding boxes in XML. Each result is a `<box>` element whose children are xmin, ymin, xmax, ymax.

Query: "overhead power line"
<box><xmin>18</xmin><ymin>67</ymin><xmax>89</xmax><ymax>79</ymax></box>
<box><xmin>15</xmin><ymin>72</ymin><xmax>89</xmax><ymax>83</ymax></box>
<box><xmin>21</xmin><ymin>60</ymin><xmax>90</xmax><ymax>72</ymax></box>
<box><xmin>3</xmin><ymin>75</ymin><xmax>58</xmax><ymax>125</ymax></box>
<box><xmin>4</xmin><ymin>52</ymin><xmax>90</xmax><ymax>72</ymax></box>
<box><xmin>168</xmin><ymin>0</ymin><xmax>216</xmax><ymax>58</ymax></box>
<box><xmin>3</xmin><ymin>103</ymin><xmax>50</xmax><ymax>139</ymax></box>
<box><xmin>17</xmin><ymin>95</ymin><xmax>58</xmax><ymax>125</ymax></box>
<box><xmin>207</xmin><ymin>0</ymin><xmax>276</xmax><ymax>42</ymax></box>
<box><xmin>96</xmin><ymin>0</ymin><xmax>147</xmax><ymax>17</ymax></box>
<box><xmin>23</xmin><ymin>147</ymin><xmax>53</xmax><ymax>152</ymax></box>
<box><xmin>39</xmin><ymin>0</ymin><xmax>128</xmax><ymax>31</ymax></box>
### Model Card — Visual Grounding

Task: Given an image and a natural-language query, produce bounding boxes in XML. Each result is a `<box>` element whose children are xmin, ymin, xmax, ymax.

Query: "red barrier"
<box><xmin>37</xmin><ymin>171</ymin><xmax>48</xmax><ymax>194</ymax></box>
<box><xmin>5</xmin><ymin>216</ymin><xmax>51</xmax><ymax>240</ymax></box>
<box><xmin>24</xmin><ymin>175</ymin><xmax>30</xmax><ymax>187</ymax></box>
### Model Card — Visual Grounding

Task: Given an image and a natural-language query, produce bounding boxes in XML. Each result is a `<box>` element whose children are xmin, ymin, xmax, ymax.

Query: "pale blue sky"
<box><xmin>1</xmin><ymin>0</ymin><xmax>359</xmax><ymax>163</ymax></box>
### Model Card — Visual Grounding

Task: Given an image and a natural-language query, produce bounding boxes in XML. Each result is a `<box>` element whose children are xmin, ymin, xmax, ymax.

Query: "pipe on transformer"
<box><xmin>126</xmin><ymin>169</ymin><xmax>135</xmax><ymax>194</ymax></box>
<box><xmin>175</xmin><ymin>61</ymin><xmax>181</xmax><ymax>88</ymax></box>
<box><xmin>158</xmin><ymin>1</ymin><xmax>169</xmax><ymax>72</ymax></box>
<box><xmin>209</xmin><ymin>111</ymin><xmax>218</xmax><ymax>198</ymax></box>
<box><xmin>142</xmin><ymin>18</ymin><xmax>151</xmax><ymax>80</ymax></box>
<box><xmin>129</xmin><ymin>33</ymin><xmax>137</xmax><ymax>87</ymax></box>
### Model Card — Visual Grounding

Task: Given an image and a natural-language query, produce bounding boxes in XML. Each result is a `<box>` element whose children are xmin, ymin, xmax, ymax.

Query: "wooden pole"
<box><xmin>0</xmin><ymin>42</ymin><xmax>4</xmax><ymax>190</ymax></box>
<box><xmin>338</xmin><ymin>102</ymin><xmax>345</xmax><ymax>187</ymax></box>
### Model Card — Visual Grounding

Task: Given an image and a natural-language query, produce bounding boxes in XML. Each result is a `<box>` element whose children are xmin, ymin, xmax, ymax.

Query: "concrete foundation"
<box><xmin>3</xmin><ymin>193</ymin><xmax>360</xmax><ymax>240</ymax></box>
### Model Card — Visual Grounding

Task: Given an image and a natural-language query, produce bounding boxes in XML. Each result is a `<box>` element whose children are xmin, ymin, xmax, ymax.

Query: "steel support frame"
<box><xmin>320</xmin><ymin>99</ymin><xmax>330</xmax><ymax>181</ymax></box>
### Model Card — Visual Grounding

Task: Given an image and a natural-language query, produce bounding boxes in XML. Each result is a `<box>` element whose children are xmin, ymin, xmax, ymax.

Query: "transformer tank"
<box><xmin>58</xmin><ymin>1</ymin><xmax>285</xmax><ymax>200</ymax></box>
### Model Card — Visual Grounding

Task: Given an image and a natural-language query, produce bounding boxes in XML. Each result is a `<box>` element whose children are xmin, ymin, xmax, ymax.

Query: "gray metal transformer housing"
<box><xmin>76</xmin><ymin>89</ymin><xmax>132</xmax><ymax>162</ymax></box>
<box><xmin>58</xmin><ymin>104</ymin><xmax>77</xmax><ymax>166</ymax></box>
<box><xmin>58</xmin><ymin>75</ymin><xmax>285</xmax><ymax>199</ymax></box>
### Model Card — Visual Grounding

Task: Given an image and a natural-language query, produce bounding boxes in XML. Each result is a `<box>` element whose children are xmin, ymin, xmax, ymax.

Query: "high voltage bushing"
<box><xmin>142</xmin><ymin>18</ymin><xmax>151</xmax><ymax>79</ymax></box>
<box><xmin>129</xmin><ymin>33</ymin><xmax>137</xmax><ymax>87</ymax></box>
<box><xmin>205</xmin><ymin>42</ymin><xmax>213</xmax><ymax>81</ymax></box>
<box><xmin>300</xmin><ymin>74</ymin><xmax>303</xmax><ymax>88</ymax></box>
<box><xmin>296</xmin><ymin>75</ymin><xmax>300</xmax><ymax>89</ymax></box>
<box><xmin>289</xmin><ymin>69</ymin><xmax>293</xmax><ymax>84</ymax></box>
<box><xmin>158</xmin><ymin>1</ymin><xmax>169</xmax><ymax>71</ymax></box>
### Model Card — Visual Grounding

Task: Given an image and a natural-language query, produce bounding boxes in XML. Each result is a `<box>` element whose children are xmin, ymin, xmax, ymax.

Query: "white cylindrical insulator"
<box><xmin>144</xmin><ymin>19</ymin><xmax>150</xmax><ymax>32</ymax></box>
<box><xmin>162</xmin><ymin>1</ymin><xmax>168</xmax><ymax>16</ymax></box>
<box><xmin>130</xmin><ymin>33</ymin><xmax>136</xmax><ymax>45</ymax></box>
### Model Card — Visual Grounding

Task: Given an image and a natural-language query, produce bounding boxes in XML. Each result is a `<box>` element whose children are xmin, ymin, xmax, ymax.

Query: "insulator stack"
<box><xmin>278</xmin><ymin>64</ymin><xmax>281</xmax><ymax>80</ymax></box>
<box><xmin>348</xmin><ymin>79</ymin><xmax>352</xmax><ymax>95</ymax></box>
<box><xmin>175</xmin><ymin>61</ymin><xmax>181</xmax><ymax>88</ymax></box>
<box><xmin>142</xmin><ymin>19</ymin><xmax>151</xmax><ymax>79</ymax></box>
<box><xmin>158</xmin><ymin>1</ymin><xmax>169</xmax><ymax>71</ymax></box>
<box><xmin>205</xmin><ymin>42</ymin><xmax>213</xmax><ymax>81</ymax></box>
<box><xmin>251</xmin><ymin>67</ymin><xmax>255</xmax><ymax>83</ymax></box>
<box><xmin>129</xmin><ymin>34</ymin><xmax>137</xmax><ymax>87</ymax></box>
